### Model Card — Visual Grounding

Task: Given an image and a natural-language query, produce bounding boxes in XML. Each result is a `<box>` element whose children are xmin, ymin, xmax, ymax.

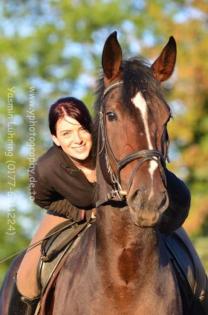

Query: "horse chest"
<box><xmin>81</xmin><ymin>268</ymin><xmax>182</xmax><ymax>315</ymax></box>
<box><xmin>81</xmin><ymin>286</ymin><xmax>182</xmax><ymax>315</ymax></box>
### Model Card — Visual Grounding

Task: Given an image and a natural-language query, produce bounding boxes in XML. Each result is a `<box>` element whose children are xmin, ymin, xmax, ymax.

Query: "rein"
<box><xmin>96</xmin><ymin>80</ymin><xmax>167</xmax><ymax>208</ymax></box>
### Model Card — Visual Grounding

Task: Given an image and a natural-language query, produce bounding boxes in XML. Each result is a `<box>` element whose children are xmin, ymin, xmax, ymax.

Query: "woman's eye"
<box><xmin>106</xmin><ymin>111</ymin><xmax>117</xmax><ymax>122</ymax></box>
<box><xmin>63</xmin><ymin>131</ymin><xmax>72</xmax><ymax>136</ymax></box>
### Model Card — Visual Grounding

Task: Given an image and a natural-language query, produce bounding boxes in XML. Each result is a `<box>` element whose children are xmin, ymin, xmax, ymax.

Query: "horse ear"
<box><xmin>151</xmin><ymin>36</ymin><xmax>177</xmax><ymax>82</ymax></box>
<box><xmin>102</xmin><ymin>31</ymin><xmax>122</xmax><ymax>81</ymax></box>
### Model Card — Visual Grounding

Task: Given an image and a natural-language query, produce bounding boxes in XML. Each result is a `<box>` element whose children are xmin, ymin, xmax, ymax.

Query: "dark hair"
<box><xmin>49</xmin><ymin>97</ymin><xmax>92</xmax><ymax>136</ymax></box>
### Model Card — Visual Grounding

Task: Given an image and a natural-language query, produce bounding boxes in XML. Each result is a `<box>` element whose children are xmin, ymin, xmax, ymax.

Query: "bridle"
<box><xmin>96</xmin><ymin>80</ymin><xmax>168</xmax><ymax>208</ymax></box>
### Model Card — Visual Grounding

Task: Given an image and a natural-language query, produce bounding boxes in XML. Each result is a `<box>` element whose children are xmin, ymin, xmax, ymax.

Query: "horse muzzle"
<box><xmin>127</xmin><ymin>188</ymin><xmax>169</xmax><ymax>227</ymax></box>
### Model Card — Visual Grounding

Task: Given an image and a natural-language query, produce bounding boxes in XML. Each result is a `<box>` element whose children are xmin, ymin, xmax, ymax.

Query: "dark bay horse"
<box><xmin>50</xmin><ymin>33</ymin><xmax>183</xmax><ymax>315</ymax></box>
<box><xmin>2</xmin><ymin>33</ymin><xmax>207</xmax><ymax>315</ymax></box>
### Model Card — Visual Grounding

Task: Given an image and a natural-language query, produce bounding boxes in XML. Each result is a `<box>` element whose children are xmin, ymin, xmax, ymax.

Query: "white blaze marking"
<box><xmin>131</xmin><ymin>92</ymin><xmax>158</xmax><ymax>185</ymax></box>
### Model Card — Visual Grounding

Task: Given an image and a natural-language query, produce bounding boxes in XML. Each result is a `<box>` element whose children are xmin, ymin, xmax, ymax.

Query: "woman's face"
<box><xmin>52</xmin><ymin>115</ymin><xmax>92</xmax><ymax>161</ymax></box>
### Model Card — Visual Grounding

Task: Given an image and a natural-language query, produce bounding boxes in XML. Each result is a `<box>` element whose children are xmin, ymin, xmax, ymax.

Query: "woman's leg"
<box><xmin>16</xmin><ymin>213</ymin><xmax>67</xmax><ymax>298</ymax></box>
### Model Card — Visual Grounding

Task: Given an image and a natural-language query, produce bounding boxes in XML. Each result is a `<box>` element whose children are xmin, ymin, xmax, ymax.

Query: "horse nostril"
<box><xmin>158</xmin><ymin>191</ymin><xmax>169</xmax><ymax>213</ymax></box>
<box><xmin>128</xmin><ymin>189</ymin><xmax>146</xmax><ymax>209</ymax></box>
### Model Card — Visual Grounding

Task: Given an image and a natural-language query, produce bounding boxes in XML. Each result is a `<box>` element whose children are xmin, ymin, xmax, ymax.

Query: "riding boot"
<box><xmin>8</xmin><ymin>279</ymin><xmax>40</xmax><ymax>315</ymax></box>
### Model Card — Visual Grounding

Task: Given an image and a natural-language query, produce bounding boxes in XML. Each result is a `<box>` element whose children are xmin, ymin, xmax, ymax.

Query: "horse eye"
<box><xmin>106</xmin><ymin>111</ymin><xmax>117</xmax><ymax>122</ymax></box>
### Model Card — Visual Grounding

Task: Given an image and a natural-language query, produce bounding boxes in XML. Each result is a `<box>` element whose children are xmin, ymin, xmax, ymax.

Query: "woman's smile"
<box><xmin>72</xmin><ymin>144</ymin><xmax>86</xmax><ymax>151</ymax></box>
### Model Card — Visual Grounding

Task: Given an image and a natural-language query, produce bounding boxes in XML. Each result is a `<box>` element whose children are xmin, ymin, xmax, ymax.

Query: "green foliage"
<box><xmin>0</xmin><ymin>0</ymin><xmax>208</xmax><ymax>281</ymax></box>
<box><xmin>192</xmin><ymin>236</ymin><xmax>208</xmax><ymax>272</ymax></box>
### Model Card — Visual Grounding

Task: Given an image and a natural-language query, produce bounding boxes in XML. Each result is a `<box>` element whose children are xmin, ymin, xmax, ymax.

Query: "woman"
<box><xmin>8</xmin><ymin>97</ymin><xmax>190</xmax><ymax>315</ymax></box>
<box><xmin>9</xmin><ymin>97</ymin><xmax>96</xmax><ymax>315</ymax></box>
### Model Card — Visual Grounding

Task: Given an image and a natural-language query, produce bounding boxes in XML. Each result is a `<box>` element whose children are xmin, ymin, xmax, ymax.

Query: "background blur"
<box><xmin>0</xmin><ymin>0</ymin><xmax>207</xmax><ymax>283</ymax></box>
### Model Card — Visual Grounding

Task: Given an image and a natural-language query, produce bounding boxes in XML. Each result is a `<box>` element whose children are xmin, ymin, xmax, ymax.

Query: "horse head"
<box><xmin>96</xmin><ymin>31</ymin><xmax>177</xmax><ymax>228</ymax></box>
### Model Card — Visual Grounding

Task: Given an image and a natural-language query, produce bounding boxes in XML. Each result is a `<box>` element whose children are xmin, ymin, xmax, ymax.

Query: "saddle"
<box><xmin>34</xmin><ymin>218</ymin><xmax>94</xmax><ymax>315</ymax></box>
<box><xmin>37</xmin><ymin>218</ymin><xmax>94</xmax><ymax>294</ymax></box>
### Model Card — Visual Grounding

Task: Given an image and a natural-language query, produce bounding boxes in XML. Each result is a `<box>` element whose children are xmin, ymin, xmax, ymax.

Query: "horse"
<box><xmin>49</xmin><ymin>32</ymin><xmax>184</xmax><ymax>315</ymax></box>
<box><xmin>1</xmin><ymin>32</ymin><xmax>207</xmax><ymax>315</ymax></box>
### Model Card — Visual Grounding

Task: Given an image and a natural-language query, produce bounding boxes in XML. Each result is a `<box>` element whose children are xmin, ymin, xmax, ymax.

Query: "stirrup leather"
<box><xmin>21</xmin><ymin>295</ymin><xmax>40</xmax><ymax>315</ymax></box>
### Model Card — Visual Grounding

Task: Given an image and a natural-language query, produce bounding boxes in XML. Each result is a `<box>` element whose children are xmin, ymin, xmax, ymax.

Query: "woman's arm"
<box><xmin>158</xmin><ymin>168</ymin><xmax>191</xmax><ymax>234</ymax></box>
<box><xmin>46</xmin><ymin>199</ymin><xmax>87</xmax><ymax>221</ymax></box>
<box><xmin>29</xmin><ymin>163</ymin><xmax>83</xmax><ymax>220</ymax></box>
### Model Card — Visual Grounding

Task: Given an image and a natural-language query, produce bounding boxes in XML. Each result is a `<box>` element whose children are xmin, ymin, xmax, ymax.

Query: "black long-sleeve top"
<box><xmin>29</xmin><ymin>144</ymin><xmax>96</xmax><ymax>221</ymax></box>
<box><xmin>159</xmin><ymin>169</ymin><xmax>190</xmax><ymax>233</ymax></box>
